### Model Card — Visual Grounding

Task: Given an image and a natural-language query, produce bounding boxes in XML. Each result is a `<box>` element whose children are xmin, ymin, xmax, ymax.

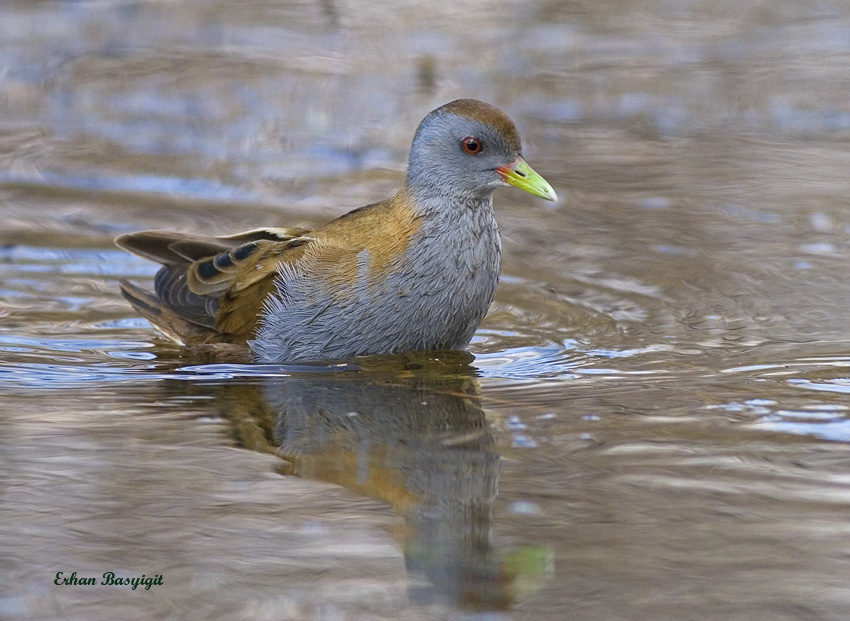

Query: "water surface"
<box><xmin>2</xmin><ymin>1</ymin><xmax>850</xmax><ymax>619</ymax></box>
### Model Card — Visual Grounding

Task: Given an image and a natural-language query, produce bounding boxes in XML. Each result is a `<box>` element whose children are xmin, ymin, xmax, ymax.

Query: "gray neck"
<box><xmin>398</xmin><ymin>185</ymin><xmax>503</xmax><ymax>349</ymax></box>
<box><xmin>405</xmin><ymin>182</ymin><xmax>497</xmax><ymax>218</ymax></box>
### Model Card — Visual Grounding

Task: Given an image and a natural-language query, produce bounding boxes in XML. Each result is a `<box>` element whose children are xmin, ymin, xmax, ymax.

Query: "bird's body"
<box><xmin>116</xmin><ymin>99</ymin><xmax>556</xmax><ymax>362</ymax></box>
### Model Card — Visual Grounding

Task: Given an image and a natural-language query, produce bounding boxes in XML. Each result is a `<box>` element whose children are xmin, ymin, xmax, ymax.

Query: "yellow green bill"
<box><xmin>497</xmin><ymin>157</ymin><xmax>557</xmax><ymax>201</ymax></box>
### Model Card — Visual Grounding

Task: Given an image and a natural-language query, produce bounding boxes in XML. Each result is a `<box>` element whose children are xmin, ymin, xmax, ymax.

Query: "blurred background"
<box><xmin>3</xmin><ymin>1</ymin><xmax>850</xmax><ymax>619</ymax></box>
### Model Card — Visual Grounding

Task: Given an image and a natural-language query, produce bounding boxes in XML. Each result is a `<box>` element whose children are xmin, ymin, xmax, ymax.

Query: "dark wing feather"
<box><xmin>118</xmin><ymin>279</ymin><xmax>220</xmax><ymax>345</ymax></box>
<box><xmin>116</xmin><ymin>228</ymin><xmax>316</xmax><ymax>344</ymax></box>
<box><xmin>217</xmin><ymin>227</ymin><xmax>310</xmax><ymax>243</ymax></box>
<box><xmin>153</xmin><ymin>264</ymin><xmax>218</xmax><ymax>329</ymax></box>
<box><xmin>115</xmin><ymin>231</ymin><xmax>233</xmax><ymax>264</ymax></box>
<box><xmin>114</xmin><ymin>228</ymin><xmax>311</xmax><ymax>264</ymax></box>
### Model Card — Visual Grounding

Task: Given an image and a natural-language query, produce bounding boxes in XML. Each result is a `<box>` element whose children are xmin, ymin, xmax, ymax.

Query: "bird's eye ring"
<box><xmin>461</xmin><ymin>136</ymin><xmax>483</xmax><ymax>155</ymax></box>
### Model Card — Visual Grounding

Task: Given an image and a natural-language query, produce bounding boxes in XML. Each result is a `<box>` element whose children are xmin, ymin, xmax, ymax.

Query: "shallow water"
<box><xmin>3</xmin><ymin>1</ymin><xmax>850</xmax><ymax>619</ymax></box>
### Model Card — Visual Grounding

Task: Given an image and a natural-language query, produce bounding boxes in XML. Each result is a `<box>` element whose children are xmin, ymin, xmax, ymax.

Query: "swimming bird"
<box><xmin>116</xmin><ymin>99</ymin><xmax>557</xmax><ymax>362</ymax></box>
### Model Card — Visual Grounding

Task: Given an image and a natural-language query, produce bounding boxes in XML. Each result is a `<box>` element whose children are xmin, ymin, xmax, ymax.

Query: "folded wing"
<box><xmin>115</xmin><ymin>227</ymin><xmax>312</xmax><ymax>345</ymax></box>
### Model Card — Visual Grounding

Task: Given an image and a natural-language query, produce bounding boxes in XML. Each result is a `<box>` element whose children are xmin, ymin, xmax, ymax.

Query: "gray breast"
<box><xmin>251</xmin><ymin>201</ymin><xmax>501</xmax><ymax>363</ymax></box>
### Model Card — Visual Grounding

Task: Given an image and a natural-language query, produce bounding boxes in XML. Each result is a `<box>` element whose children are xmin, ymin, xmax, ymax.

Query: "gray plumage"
<box><xmin>251</xmin><ymin>196</ymin><xmax>501</xmax><ymax>362</ymax></box>
<box><xmin>115</xmin><ymin>99</ymin><xmax>556</xmax><ymax>362</ymax></box>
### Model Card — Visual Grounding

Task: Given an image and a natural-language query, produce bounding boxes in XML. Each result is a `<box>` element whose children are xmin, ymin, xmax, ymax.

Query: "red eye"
<box><xmin>462</xmin><ymin>136</ymin><xmax>482</xmax><ymax>154</ymax></box>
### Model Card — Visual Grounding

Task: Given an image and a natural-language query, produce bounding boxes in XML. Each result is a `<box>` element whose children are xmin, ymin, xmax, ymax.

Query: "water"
<box><xmin>2</xmin><ymin>1</ymin><xmax>850</xmax><ymax>619</ymax></box>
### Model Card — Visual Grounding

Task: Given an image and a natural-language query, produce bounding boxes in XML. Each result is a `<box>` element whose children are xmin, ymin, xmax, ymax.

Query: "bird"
<box><xmin>115</xmin><ymin>99</ymin><xmax>557</xmax><ymax>363</ymax></box>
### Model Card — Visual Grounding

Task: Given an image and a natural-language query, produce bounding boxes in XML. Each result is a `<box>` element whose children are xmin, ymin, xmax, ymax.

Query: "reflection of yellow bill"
<box><xmin>497</xmin><ymin>157</ymin><xmax>557</xmax><ymax>201</ymax></box>
<box><xmin>503</xmin><ymin>545</ymin><xmax>555</xmax><ymax>601</ymax></box>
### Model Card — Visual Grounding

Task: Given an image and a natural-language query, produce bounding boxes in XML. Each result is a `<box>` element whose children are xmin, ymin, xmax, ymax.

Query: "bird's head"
<box><xmin>407</xmin><ymin>99</ymin><xmax>557</xmax><ymax>203</ymax></box>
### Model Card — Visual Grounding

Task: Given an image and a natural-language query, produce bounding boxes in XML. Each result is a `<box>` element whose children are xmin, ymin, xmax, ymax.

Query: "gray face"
<box><xmin>407</xmin><ymin>112</ymin><xmax>522</xmax><ymax>200</ymax></box>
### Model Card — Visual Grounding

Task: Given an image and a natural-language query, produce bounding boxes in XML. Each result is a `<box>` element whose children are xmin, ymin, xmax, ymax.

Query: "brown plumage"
<box><xmin>116</xmin><ymin>191</ymin><xmax>422</xmax><ymax>347</ymax></box>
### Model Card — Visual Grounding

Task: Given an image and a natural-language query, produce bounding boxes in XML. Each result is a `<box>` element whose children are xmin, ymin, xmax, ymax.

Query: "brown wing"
<box><xmin>211</xmin><ymin>238</ymin><xmax>314</xmax><ymax>337</ymax></box>
<box><xmin>115</xmin><ymin>228</ymin><xmax>313</xmax><ymax>345</ymax></box>
<box><xmin>116</xmin><ymin>193</ymin><xmax>421</xmax><ymax>348</ymax></box>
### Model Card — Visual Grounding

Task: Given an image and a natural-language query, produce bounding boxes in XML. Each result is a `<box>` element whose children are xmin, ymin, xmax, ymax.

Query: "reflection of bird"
<box><xmin>266</xmin><ymin>377</ymin><xmax>505</xmax><ymax>609</ymax></box>
<box><xmin>214</xmin><ymin>355</ymin><xmax>507</xmax><ymax>609</ymax></box>
<box><xmin>213</xmin><ymin>353</ymin><xmax>553</xmax><ymax>610</ymax></box>
<box><xmin>116</xmin><ymin>99</ymin><xmax>556</xmax><ymax>362</ymax></box>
